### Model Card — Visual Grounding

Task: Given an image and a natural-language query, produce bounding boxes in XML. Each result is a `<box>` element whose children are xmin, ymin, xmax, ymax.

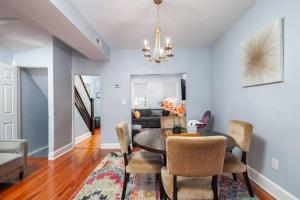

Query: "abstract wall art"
<box><xmin>241</xmin><ymin>18</ymin><xmax>284</xmax><ymax>87</ymax></box>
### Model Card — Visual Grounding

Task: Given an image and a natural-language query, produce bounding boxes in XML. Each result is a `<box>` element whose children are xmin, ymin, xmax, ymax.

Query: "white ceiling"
<box><xmin>0</xmin><ymin>2</ymin><xmax>52</xmax><ymax>53</ymax></box>
<box><xmin>70</xmin><ymin>0</ymin><xmax>256</xmax><ymax>49</ymax></box>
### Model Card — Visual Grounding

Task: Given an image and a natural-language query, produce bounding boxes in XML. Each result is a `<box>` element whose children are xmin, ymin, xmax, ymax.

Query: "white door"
<box><xmin>0</xmin><ymin>64</ymin><xmax>18</xmax><ymax>140</ymax></box>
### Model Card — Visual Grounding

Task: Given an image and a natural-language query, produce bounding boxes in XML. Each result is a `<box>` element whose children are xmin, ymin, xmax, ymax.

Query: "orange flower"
<box><xmin>176</xmin><ymin>104</ymin><xmax>186</xmax><ymax>117</ymax></box>
<box><xmin>161</xmin><ymin>99</ymin><xmax>185</xmax><ymax>116</ymax></box>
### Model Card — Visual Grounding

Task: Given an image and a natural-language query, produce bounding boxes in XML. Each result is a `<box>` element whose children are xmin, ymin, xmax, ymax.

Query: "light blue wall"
<box><xmin>210</xmin><ymin>0</ymin><xmax>300</xmax><ymax>198</ymax></box>
<box><xmin>72</xmin><ymin>48</ymin><xmax>211</xmax><ymax>144</ymax></box>
<box><xmin>20</xmin><ymin>68</ymin><xmax>48</xmax><ymax>155</ymax></box>
<box><xmin>0</xmin><ymin>46</ymin><xmax>13</xmax><ymax>64</ymax></box>
<box><xmin>53</xmin><ymin>38</ymin><xmax>73</xmax><ymax>150</ymax></box>
<box><xmin>74</xmin><ymin>107</ymin><xmax>90</xmax><ymax>137</ymax></box>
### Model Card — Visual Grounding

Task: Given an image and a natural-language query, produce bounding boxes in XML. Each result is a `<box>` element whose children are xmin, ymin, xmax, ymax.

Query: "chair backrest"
<box><xmin>166</xmin><ymin>136</ymin><xmax>227</xmax><ymax>177</ymax></box>
<box><xmin>200</xmin><ymin>111</ymin><xmax>211</xmax><ymax>123</ymax></box>
<box><xmin>197</xmin><ymin>111</ymin><xmax>211</xmax><ymax>129</ymax></box>
<box><xmin>228</xmin><ymin>120</ymin><xmax>253</xmax><ymax>152</ymax></box>
<box><xmin>115</xmin><ymin>122</ymin><xmax>131</xmax><ymax>154</ymax></box>
<box><xmin>160</xmin><ymin>116</ymin><xmax>186</xmax><ymax>129</ymax></box>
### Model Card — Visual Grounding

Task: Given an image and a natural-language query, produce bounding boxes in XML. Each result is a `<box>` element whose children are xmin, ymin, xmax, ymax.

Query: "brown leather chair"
<box><xmin>223</xmin><ymin>120</ymin><xmax>254</xmax><ymax>197</ymax></box>
<box><xmin>161</xmin><ymin>136</ymin><xmax>227</xmax><ymax>200</ymax></box>
<box><xmin>115</xmin><ymin>122</ymin><xmax>163</xmax><ymax>199</ymax></box>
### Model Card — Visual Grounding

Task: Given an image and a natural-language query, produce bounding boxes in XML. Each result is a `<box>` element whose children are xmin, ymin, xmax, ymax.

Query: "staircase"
<box><xmin>74</xmin><ymin>75</ymin><xmax>94</xmax><ymax>133</ymax></box>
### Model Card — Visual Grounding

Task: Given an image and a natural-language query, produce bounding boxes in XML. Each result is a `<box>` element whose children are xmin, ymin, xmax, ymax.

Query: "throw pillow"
<box><xmin>151</xmin><ymin>110</ymin><xmax>162</xmax><ymax>117</ymax></box>
<box><xmin>133</xmin><ymin>111</ymin><xmax>141</xmax><ymax>119</ymax></box>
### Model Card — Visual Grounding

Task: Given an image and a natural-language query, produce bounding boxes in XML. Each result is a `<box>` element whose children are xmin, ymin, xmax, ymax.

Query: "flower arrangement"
<box><xmin>160</xmin><ymin>99</ymin><xmax>186</xmax><ymax>134</ymax></box>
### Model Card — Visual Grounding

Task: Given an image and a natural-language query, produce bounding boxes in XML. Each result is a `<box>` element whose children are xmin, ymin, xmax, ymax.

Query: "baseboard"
<box><xmin>75</xmin><ymin>132</ymin><xmax>92</xmax><ymax>144</ymax></box>
<box><xmin>248</xmin><ymin>166</ymin><xmax>298</xmax><ymax>200</ymax></box>
<box><xmin>48</xmin><ymin>143</ymin><xmax>73</xmax><ymax>160</ymax></box>
<box><xmin>101</xmin><ymin>143</ymin><xmax>120</xmax><ymax>149</ymax></box>
<box><xmin>29</xmin><ymin>146</ymin><xmax>48</xmax><ymax>156</ymax></box>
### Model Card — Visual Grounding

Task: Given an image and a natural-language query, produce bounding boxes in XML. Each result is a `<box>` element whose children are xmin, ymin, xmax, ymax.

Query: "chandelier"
<box><xmin>142</xmin><ymin>0</ymin><xmax>174</xmax><ymax>64</ymax></box>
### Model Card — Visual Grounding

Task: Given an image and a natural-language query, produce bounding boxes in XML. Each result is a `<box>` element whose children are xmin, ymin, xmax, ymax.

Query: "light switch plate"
<box><xmin>272</xmin><ymin>158</ymin><xmax>279</xmax><ymax>170</ymax></box>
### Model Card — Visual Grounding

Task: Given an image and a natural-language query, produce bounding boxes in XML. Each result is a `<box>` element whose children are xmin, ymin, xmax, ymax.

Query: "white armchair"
<box><xmin>0</xmin><ymin>139</ymin><xmax>28</xmax><ymax>182</ymax></box>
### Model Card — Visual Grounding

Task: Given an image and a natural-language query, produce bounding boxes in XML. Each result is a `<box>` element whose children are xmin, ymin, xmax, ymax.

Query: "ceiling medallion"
<box><xmin>142</xmin><ymin>0</ymin><xmax>174</xmax><ymax>64</ymax></box>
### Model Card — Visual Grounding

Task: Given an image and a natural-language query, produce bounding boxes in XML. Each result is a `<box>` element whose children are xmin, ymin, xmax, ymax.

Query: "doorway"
<box><xmin>73</xmin><ymin>74</ymin><xmax>101</xmax><ymax>149</ymax></box>
<box><xmin>130</xmin><ymin>73</ymin><xmax>187</xmax><ymax>130</ymax></box>
<box><xmin>19</xmin><ymin>67</ymin><xmax>48</xmax><ymax>157</ymax></box>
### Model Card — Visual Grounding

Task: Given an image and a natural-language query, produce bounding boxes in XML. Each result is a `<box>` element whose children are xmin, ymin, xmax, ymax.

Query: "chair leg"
<box><xmin>158</xmin><ymin>174</ymin><xmax>163</xmax><ymax>200</ymax></box>
<box><xmin>232</xmin><ymin>173</ymin><xmax>237</xmax><ymax>181</ymax></box>
<box><xmin>156</xmin><ymin>173</ymin><xmax>159</xmax><ymax>182</ymax></box>
<box><xmin>19</xmin><ymin>172</ymin><xmax>24</xmax><ymax>180</ymax></box>
<box><xmin>243</xmin><ymin>171</ymin><xmax>254</xmax><ymax>197</ymax></box>
<box><xmin>211</xmin><ymin>175</ymin><xmax>219</xmax><ymax>200</ymax></box>
<box><xmin>121</xmin><ymin>172</ymin><xmax>130</xmax><ymax>200</ymax></box>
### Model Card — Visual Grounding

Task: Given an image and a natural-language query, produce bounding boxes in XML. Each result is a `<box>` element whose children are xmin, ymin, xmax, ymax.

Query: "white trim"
<box><xmin>48</xmin><ymin>143</ymin><xmax>73</xmax><ymax>160</ymax></box>
<box><xmin>247</xmin><ymin>166</ymin><xmax>298</xmax><ymax>200</ymax></box>
<box><xmin>101</xmin><ymin>143</ymin><xmax>120</xmax><ymax>149</ymax></box>
<box><xmin>0</xmin><ymin>62</ymin><xmax>13</xmax><ymax>67</ymax></box>
<box><xmin>75</xmin><ymin>132</ymin><xmax>92</xmax><ymax>144</ymax></box>
<box><xmin>28</xmin><ymin>146</ymin><xmax>48</xmax><ymax>156</ymax></box>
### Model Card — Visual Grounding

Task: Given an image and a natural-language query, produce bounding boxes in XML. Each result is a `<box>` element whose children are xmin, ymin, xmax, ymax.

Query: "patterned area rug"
<box><xmin>72</xmin><ymin>152</ymin><xmax>257</xmax><ymax>200</ymax></box>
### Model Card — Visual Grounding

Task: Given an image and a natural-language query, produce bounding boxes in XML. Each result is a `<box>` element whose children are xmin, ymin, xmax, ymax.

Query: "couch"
<box><xmin>132</xmin><ymin>109</ymin><xmax>170</xmax><ymax>128</ymax></box>
<box><xmin>0</xmin><ymin>139</ymin><xmax>28</xmax><ymax>183</ymax></box>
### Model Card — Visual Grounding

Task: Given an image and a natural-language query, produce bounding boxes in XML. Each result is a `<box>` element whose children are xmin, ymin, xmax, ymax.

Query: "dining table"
<box><xmin>133</xmin><ymin>128</ymin><xmax>236</xmax><ymax>164</ymax></box>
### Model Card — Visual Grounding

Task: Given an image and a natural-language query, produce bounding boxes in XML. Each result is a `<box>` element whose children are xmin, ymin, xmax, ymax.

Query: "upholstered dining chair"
<box><xmin>223</xmin><ymin>120</ymin><xmax>254</xmax><ymax>197</ymax></box>
<box><xmin>161</xmin><ymin>136</ymin><xmax>227</xmax><ymax>200</ymax></box>
<box><xmin>196</xmin><ymin>110</ymin><xmax>211</xmax><ymax>131</ymax></box>
<box><xmin>115</xmin><ymin>122</ymin><xmax>164</xmax><ymax>200</ymax></box>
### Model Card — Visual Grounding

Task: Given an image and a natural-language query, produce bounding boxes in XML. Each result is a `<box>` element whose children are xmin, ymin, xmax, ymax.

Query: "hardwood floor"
<box><xmin>75</xmin><ymin>128</ymin><xmax>101</xmax><ymax>149</ymax></box>
<box><xmin>0</xmin><ymin>128</ymin><xmax>116</xmax><ymax>200</ymax></box>
<box><xmin>236</xmin><ymin>174</ymin><xmax>276</xmax><ymax>200</ymax></box>
<box><xmin>0</xmin><ymin>128</ymin><xmax>274</xmax><ymax>200</ymax></box>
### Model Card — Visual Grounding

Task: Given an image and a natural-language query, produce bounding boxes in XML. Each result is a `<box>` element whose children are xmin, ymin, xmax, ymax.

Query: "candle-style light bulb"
<box><xmin>144</xmin><ymin>40</ymin><xmax>148</xmax><ymax>48</ymax></box>
<box><xmin>166</xmin><ymin>38</ymin><xmax>170</xmax><ymax>47</ymax></box>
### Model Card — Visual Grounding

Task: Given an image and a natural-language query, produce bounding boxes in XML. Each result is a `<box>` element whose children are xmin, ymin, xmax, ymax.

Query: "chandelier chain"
<box><xmin>156</xmin><ymin>5</ymin><xmax>160</xmax><ymax>28</ymax></box>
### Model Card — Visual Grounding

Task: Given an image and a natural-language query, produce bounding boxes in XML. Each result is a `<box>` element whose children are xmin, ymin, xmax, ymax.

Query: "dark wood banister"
<box><xmin>75</xmin><ymin>88</ymin><xmax>93</xmax><ymax>131</ymax></box>
<box><xmin>79</xmin><ymin>75</ymin><xmax>91</xmax><ymax>100</ymax></box>
<box><xmin>78</xmin><ymin>75</ymin><xmax>94</xmax><ymax>119</ymax></box>
<box><xmin>75</xmin><ymin>75</ymin><xmax>95</xmax><ymax>133</ymax></box>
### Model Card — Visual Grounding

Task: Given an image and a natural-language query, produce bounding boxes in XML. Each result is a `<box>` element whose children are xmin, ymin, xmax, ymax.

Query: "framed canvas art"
<box><xmin>241</xmin><ymin>18</ymin><xmax>284</xmax><ymax>87</ymax></box>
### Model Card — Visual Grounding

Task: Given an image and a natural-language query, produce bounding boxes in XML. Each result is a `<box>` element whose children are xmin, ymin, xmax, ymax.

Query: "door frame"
<box><xmin>72</xmin><ymin>73</ymin><xmax>101</xmax><ymax>147</ymax></box>
<box><xmin>17</xmin><ymin>66</ymin><xmax>49</xmax><ymax>157</ymax></box>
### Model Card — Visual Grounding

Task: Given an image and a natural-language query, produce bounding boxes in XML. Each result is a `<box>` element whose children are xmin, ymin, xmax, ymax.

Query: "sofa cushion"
<box><xmin>148</xmin><ymin>118</ymin><xmax>161</xmax><ymax>128</ymax></box>
<box><xmin>151</xmin><ymin>109</ymin><xmax>163</xmax><ymax>117</ymax></box>
<box><xmin>0</xmin><ymin>153</ymin><xmax>23</xmax><ymax>176</ymax></box>
<box><xmin>133</xmin><ymin>111</ymin><xmax>141</xmax><ymax>119</ymax></box>
<box><xmin>162</xmin><ymin>110</ymin><xmax>170</xmax><ymax>116</ymax></box>
<box><xmin>133</xmin><ymin>117</ymin><xmax>149</xmax><ymax>122</ymax></box>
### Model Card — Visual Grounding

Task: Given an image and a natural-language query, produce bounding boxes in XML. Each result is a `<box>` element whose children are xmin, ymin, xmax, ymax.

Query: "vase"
<box><xmin>172</xmin><ymin>127</ymin><xmax>181</xmax><ymax>134</ymax></box>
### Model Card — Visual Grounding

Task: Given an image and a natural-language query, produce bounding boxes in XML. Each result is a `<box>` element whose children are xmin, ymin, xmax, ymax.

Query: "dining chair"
<box><xmin>223</xmin><ymin>120</ymin><xmax>254</xmax><ymax>197</ymax></box>
<box><xmin>115</xmin><ymin>122</ymin><xmax>164</xmax><ymax>200</ymax></box>
<box><xmin>161</xmin><ymin>136</ymin><xmax>227</xmax><ymax>200</ymax></box>
<box><xmin>197</xmin><ymin>110</ymin><xmax>211</xmax><ymax>131</ymax></box>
